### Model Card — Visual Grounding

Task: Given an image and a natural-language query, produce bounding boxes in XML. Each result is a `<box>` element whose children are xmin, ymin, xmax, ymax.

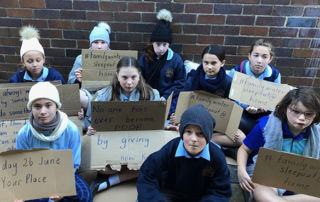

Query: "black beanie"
<box><xmin>179</xmin><ymin>104</ymin><xmax>216</xmax><ymax>143</ymax></box>
<box><xmin>150</xmin><ymin>9</ymin><xmax>172</xmax><ymax>44</ymax></box>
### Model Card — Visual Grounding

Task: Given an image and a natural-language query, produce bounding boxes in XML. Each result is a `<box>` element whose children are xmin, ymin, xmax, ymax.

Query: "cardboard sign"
<box><xmin>91</xmin><ymin>96</ymin><xmax>172</xmax><ymax>131</ymax></box>
<box><xmin>82</xmin><ymin>49</ymin><xmax>138</xmax><ymax>90</ymax></box>
<box><xmin>0</xmin><ymin>116</ymin><xmax>82</xmax><ymax>153</ymax></box>
<box><xmin>229</xmin><ymin>72</ymin><xmax>292</xmax><ymax>110</ymax></box>
<box><xmin>69</xmin><ymin>116</ymin><xmax>84</xmax><ymax>136</ymax></box>
<box><xmin>0</xmin><ymin>149</ymin><xmax>76</xmax><ymax>201</ymax></box>
<box><xmin>80</xmin><ymin>130</ymin><xmax>179</xmax><ymax>171</ymax></box>
<box><xmin>57</xmin><ymin>84</ymin><xmax>81</xmax><ymax>116</ymax></box>
<box><xmin>0</xmin><ymin>83</ymin><xmax>80</xmax><ymax>120</ymax></box>
<box><xmin>252</xmin><ymin>148</ymin><xmax>320</xmax><ymax>198</ymax></box>
<box><xmin>175</xmin><ymin>91</ymin><xmax>243</xmax><ymax>139</ymax></box>
<box><xmin>0</xmin><ymin>85</ymin><xmax>30</xmax><ymax>120</ymax></box>
<box><xmin>0</xmin><ymin>119</ymin><xmax>28</xmax><ymax>152</ymax></box>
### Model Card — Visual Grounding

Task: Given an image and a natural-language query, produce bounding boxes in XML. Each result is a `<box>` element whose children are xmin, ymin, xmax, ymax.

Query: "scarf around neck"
<box><xmin>147</xmin><ymin>50</ymin><xmax>168</xmax><ymax>87</ymax></box>
<box><xmin>29</xmin><ymin>110</ymin><xmax>69</xmax><ymax>142</ymax></box>
<box><xmin>189</xmin><ymin>64</ymin><xmax>227</xmax><ymax>94</ymax></box>
<box><xmin>30</xmin><ymin>111</ymin><xmax>60</xmax><ymax>131</ymax></box>
<box><xmin>263</xmin><ymin>113</ymin><xmax>320</xmax><ymax>158</ymax></box>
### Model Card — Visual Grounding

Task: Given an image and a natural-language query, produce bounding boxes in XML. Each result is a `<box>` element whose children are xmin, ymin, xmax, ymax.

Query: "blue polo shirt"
<box><xmin>24</xmin><ymin>67</ymin><xmax>49</xmax><ymax>82</ymax></box>
<box><xmin>175</xmin><ymin>139</ymin><xmax>210</xmax><ymax>161</ymax></box>
<box><xmin>243</xmin><ymin>115</ymin><xmax>309</xmax><ymax>165</ymax></box>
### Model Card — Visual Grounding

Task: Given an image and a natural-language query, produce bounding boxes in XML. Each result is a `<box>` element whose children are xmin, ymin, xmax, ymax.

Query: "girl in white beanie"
<box><xmin>9</xmin><ymin>26</ymin><xmax>66</xmax><ymax>84</ymax></box>
<box><xmin>15</xmin><ymin>82</ymin><xmax>92</xmax><ymax>202</ymax></box>
<box><xmin>67</xmin><ymin>22</ymin><xmax>111</xmax><ymax>85</ymax></box>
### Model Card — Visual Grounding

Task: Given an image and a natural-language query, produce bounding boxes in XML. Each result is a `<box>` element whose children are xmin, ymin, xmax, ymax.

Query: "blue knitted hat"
<box><xmin>179</xmin><ymin>104</ymin><xmax>216</xmax><ymax>143</ymax></box>
<box><xmin>89</xmin><ymin>22</ymin><xmax>111</xmax><ymax>45</ymax></box>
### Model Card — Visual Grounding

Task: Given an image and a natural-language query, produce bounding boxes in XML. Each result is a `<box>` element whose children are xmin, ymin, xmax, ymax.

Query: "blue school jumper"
<box><xmin>137</xmin><ymin>137</ymin><xmax>231</xmax><ymax>202</ymax></box>
<box><xmin>184</xmin><ymin>64</ymin><xmax>232</xmax><ymax>98</ymax></box>
<box><xmin>9</xmin><ymin>67</ymin><xmax>66</xmax><ymax>84</ymax></box>
<box><xmin>139</xmin><ymin>48</ymin><xmax>186</xmax><ymax>99</ymax></box>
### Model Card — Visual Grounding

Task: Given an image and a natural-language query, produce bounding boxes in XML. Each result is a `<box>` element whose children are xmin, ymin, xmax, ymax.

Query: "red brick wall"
<box><xmin>0</xmin><ymin>0</ymin><xmax>319</xmax><ymax>89</ymax></box>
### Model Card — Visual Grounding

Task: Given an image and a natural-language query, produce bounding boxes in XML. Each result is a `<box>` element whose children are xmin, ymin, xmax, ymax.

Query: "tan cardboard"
<box><xmin>0</xmin><ymin>119</ymin><xmax>28</xmax><ymax>152</ymax></box>
<box><xmin>57</xmin><ymin>84</ymin><xmax>81</xmax><ymax>116</ymax></box>
<box><xmin>91</xmin><ymin>95</ymin><xmax>172</xmax><ymax>131</ymax></box>
<box><xmin>252</xmin><ymin>148</ymin><xmax>320</xmax><ymax>198</ymax></box>
<box><xmin>0</xmin><ymin>85</ymin><xmax>31</xmax><ymax>120</ymax></box>
<box><xmin>0</xmin><ymin>83</ymin><xmax>80</xmax><ymax>120</ymax></box>
<box><xmin>80</xmin><ymin>130</ymin><xmax>179</xmax><ymax>171</ymax></box>
<box><xmin>0</xmin><ymin>149</ymin><xmax>76</xmax><ymax>201</ymax></box>
<box><xmin>229</xmin><ymin>72</ymin><xmax>293</xmax><ymax>110</ymax></box>
<box><xmin>175</xmin><ymin>91</ymin><xmax>243</xmax><ymax>139</ymax></box>
<box><xmin>0</xmin><ymin>116</ymin><xmax>82</xmax><ymax>153</ymax></box>
<box><xmin>81</xmin><ymin>49</ymin><xmax>138</xmax><ymax>90</ymax></box>
<box><xmin>69</xmin><ymin>116</ymin><xmax>84</xmax><ymax>136</ymax></box>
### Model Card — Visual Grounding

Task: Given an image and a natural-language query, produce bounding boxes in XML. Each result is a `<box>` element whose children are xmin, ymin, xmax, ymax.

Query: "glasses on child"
<box><xmin>288</xmin><ymin>108</ymin><xmax>316</xmax><ymax>120</ymax></box>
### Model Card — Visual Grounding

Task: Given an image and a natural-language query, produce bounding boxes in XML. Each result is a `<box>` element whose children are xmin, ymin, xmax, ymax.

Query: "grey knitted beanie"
<box><xmin>179</xmin><ymin>104</ymin><xmax>216</xmax><ymax>143</ymax></box>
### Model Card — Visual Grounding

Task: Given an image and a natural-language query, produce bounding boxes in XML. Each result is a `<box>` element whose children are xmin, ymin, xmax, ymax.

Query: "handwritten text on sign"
<box><xmin>189</xmin><ymin>94</ymin><xmax>231</xmax><ymax>119</ymax></box>
<box><xmin>0</xmin><ymin>119</ymin><xmax>28</xmax><ymax>152</ymax></box>
<box><xmin>82</xmin><ymin>49</ymin><xmax>138</xmax><ymax>82</ymax></box>
<box><xmin>91</xmin><ymin>101</ymin><xmax>167</xmax><ymax>131</ymax></box>
<box><xmin>175</xmin><ymin>91</ymin><xmax>243</xmax><ymax>139</ymax></box>
<box><xmin>229</xmin><ymin>72</ymin><xmax>292</xmax><ymax>110</ymax></box>
<box><xmin>0</xmin><ymin>87</ymin><xmax>30</xmax><ymax>120</ymax></box>
<box><xmin>80</xmin><ymin>130</ymin><xmax>179</xmax><ymax>171</ymax></box>
<box><xmin>0</xmin><ymin>149</ymin><xmax>75</xmax><ymax>201</ymax></box>
<box><xmin>252</xmin><ymin>148</ymin><xmax>320</xmax><ymax>198</ymax></box>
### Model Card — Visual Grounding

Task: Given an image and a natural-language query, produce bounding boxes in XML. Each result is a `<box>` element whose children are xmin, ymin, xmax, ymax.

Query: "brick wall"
<box><xmin>0</xmin><ymin>0</ymin><xmax>319</xmax><ymax>89</ymax></box>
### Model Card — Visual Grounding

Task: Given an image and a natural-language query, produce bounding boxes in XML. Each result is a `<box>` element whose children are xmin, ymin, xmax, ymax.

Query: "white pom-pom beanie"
<box><xmin>27</xmin><ymin>82</ymin><xmax>62</xmax><ymax>110</ymax></box>
<box><xmin>20</xmin><ymin>26</ymin><xmax>45</xmax><ymax>59</ymax></box>
<box><xmin>89</xmin><ymin>22</ymin><xmax>111</xmax><ymax>45</ymax></box>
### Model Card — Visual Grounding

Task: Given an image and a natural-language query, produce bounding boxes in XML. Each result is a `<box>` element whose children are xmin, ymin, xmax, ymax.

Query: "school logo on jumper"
<box><xmin>165</xmin><ymin>68</ymin><xmax>174</xmax><ymax>79</ymax></box>
<box><xmin>202</xmin><ymin>166</ymin><xmax>214</xmax><ymax>177</ymax></box>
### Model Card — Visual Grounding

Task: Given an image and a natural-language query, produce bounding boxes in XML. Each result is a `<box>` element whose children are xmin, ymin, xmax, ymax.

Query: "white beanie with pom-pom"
<box><xmin>20</xmin><ymin>26</ymin><xmax>45</xmax><ymax>59</ymax></box>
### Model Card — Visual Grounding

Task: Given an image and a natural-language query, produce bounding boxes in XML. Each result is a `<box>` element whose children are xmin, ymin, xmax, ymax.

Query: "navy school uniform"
<box><xmin>9</xmin><ymin>67</ymin><xmax>66</xmax><ymax>84</ymax></box>
<box><xmin>137</xmin><ymin>137</ymin><xmax>232</xmax><ymax>202</ymax></box>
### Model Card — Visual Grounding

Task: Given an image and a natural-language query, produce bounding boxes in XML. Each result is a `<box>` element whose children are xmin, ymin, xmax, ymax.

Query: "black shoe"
<box><xmin>89</xmin><ymin>173</ymin><xmax>109</xmax><ymax>197</ymax></box>
<box><xmin>89</xmin><ymin>179</ymin><xmax>101</xmax><ymax>197</ymax></box>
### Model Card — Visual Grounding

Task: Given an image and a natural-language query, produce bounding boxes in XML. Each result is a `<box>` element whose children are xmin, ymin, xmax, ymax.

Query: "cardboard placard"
<box><xmin>82</xmin><ymin>49</ymin><xmax>138</xmax><ymax>90</ymax></box>
<box><xmin>0</xmin><ymin>83</ymin><xmax>80</xmax><ymax>120</ymax></box>
<box><xmin>0</xmin><ymin>116</ymin><xmax>82</xmax><ymax>153</ymax></box>
<box><xmin>0</xmin><ymin>149</ymin><xmax>76</xmax><ymax>201</ymax></box>
<box><xmin>91</xmin><ymin>96</ymin><xmax>172</xmax><ymax>131</ymax></box>
<box><xmin>0</xmin><ymin>119</ymin><xmax>28</xmax><ymax>152</ymax></box>
<box><xmin>175</xmin><ymin>91</ymin><xmax>243</xmax><ymax>139</ymax></box>
<box><xmin>229</xmin><ymin>72</ymin><xmax>293</xmax><ymax>110</ymax></box>
<box><xmin>57</xmin><ymin>84</ymin><xmax>81</xmax><ymax>116</ymax></box>
<box><xmin>69</xmin><ymin>116</ymin><xmax>84</xmax><ymax>136</ymax></box>
<box><xmin>80</xmin><ymin>130</ymin><xmax>179</xmax><ymax>171</ymax></box>
<box><xmin>252</xmin><ymin>148</ymin><xmax>320</xmax><ymax>198</ymax></box>
<box><xmin>0</xmin><ymin>85</ymin><xmax>31</xmax><ymax>120</ymax></box>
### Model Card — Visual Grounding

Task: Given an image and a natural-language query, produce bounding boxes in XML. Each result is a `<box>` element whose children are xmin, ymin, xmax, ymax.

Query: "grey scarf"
<box><xmin>30</xmin><ymin>112</ymin><xmax>60</xmax><ymax>132</ymax></box>
<box><xmin>29</xmin><ymin>111</ymin><xmax>69</xmax><ymax>142</ymax></box>
<box><xmin>263</xmin><ymin>113</ymin><xmax>320</xmax><ymax>158</ymax></box>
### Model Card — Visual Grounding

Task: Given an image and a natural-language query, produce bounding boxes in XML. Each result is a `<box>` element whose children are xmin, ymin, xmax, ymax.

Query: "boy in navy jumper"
<box><xmin>137</xmin><ymin>104</ymin><xmax>231</xmax><ymax>202</ymax></box>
